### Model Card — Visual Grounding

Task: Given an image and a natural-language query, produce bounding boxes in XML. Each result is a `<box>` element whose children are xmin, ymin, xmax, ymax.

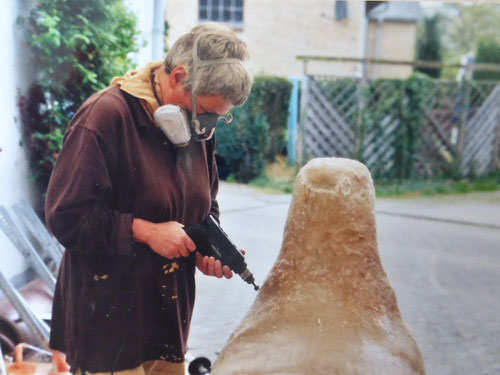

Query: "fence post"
<box><xmin>354</xmin><ymin>78</ymin><xmax>365</xmax><ymax>160</ymax></box>
<box><xmin>297</xmin><ymin>75</ymin><xmax>310</xmax><ymax>166</ymax></box>
<box><xmin>287</xmin><ymin>77</ymin><xmax>300</xmax><ymax>165</ymax></box>
<box><xmin>457</xmin><ymin>79</ymin><xmax>470</xmax><ymax>174</ymax></box>
<box><xmin>494</xmin><ymin>105</ymin><xmax>500</xmax><ymax>170</ymax></box>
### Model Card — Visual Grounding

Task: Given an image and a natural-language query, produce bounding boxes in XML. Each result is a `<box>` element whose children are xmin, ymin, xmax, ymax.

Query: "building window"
<box><xmin>199</xmin><ymin>0</ymin><xmax>244</xmax><ymax>27</ymax></box>
<box><xmin>335</xmin><ymin>0</ymin><xmax>349</xmax><ymax>21</ymax></box>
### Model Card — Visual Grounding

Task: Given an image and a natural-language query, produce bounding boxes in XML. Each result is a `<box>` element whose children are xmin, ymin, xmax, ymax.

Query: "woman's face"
<box><xmin>175</xmin><ymin>90</ymin><xmax>233</xmax><ymax>116</ymax></box>
<box><xmin>194</xmin><ymin>94</ymin><xmax>233</xmax><ymax>115</ymax></box>
<box><xmin>163</xmin><ymin>65</ymin><xmax>233</xmax><ymax>116</ymax></box>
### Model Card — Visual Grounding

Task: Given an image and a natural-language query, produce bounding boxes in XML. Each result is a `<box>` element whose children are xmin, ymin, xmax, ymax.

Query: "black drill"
<box><xmin>184</xmin><ymin>215</ymin><xmax>259</xmax><ymax>291</ymax></box>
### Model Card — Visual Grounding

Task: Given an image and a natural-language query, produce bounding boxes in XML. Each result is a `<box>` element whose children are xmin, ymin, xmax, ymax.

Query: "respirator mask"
<box><xmin>153</xmin><ymin>33</ymin><xmax>241</xmax><ymax>147</ymax></box>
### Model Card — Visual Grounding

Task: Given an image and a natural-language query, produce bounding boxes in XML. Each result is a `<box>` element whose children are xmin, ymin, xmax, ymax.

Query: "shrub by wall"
<box><xmin>215</xmin><ymin>90</ymin><xmax>269</xmax><ymax>183</ymax></box>
<box><xmin>251</xmin><ymin>75</ymin><xmax>293</xmax><ymax>161</ymax></box>
<box><xmin>215</xmin><ymin>74</ymin><xmax>292</xmax><ymax>182</ymax></box>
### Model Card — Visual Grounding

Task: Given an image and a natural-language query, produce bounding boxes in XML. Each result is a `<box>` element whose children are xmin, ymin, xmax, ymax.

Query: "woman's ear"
<box><xmin>168</xmin><ymin>65</ymin><xmax>188</xmax><ymax>90</ymax></box>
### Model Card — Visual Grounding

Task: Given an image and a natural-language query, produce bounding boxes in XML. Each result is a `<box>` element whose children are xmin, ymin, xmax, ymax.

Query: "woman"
<box><xmin>45</xmin><ymin>23</ymin><xmax>252</xmax><ymax>375</ymax></box>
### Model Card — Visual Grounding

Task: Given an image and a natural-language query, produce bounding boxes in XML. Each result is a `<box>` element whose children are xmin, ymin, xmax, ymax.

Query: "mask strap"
<box><xmin>218</xmin><ymin>112</ymin><xmax>233</xmax><ymax>124</ymax></box>
<box><xmin>203</xmin><ymin>128</ymin><xmax>216</xmax><ymax>141</ymax></box>
<box><xmin>191</xmin><ymin>33</ymin><xmax>241</xmax><ymax>135</ymax></box>
<box><xmin>150</xmin><ymin>70</ymin><xmax>163</xmax><ymax>107</ymax></box>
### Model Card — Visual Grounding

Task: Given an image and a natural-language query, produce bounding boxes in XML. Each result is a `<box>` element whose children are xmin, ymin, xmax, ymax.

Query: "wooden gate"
<box><xmin>299</xmin><ymin>75</ymin><xmax>500</xmax><ymax>178</ymax></box>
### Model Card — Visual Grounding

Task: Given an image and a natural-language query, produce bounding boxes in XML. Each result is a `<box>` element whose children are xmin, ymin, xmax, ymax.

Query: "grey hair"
<box><xmin>163</xmin><ymin>23</ymin><xmax>252</xmax><ymax>106</ymax></box>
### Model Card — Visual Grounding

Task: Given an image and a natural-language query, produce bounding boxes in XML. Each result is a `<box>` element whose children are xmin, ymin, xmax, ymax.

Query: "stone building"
<box><xmin>165</xmin><ymin>0</ymin><xmax>421</xmax><ymax>78</ymax></box>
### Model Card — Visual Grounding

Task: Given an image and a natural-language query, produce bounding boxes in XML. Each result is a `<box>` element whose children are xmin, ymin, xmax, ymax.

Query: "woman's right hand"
<box><xmin>132</xmin><ymin>219</ymin><xmax>196</xmax><ymax>259</ymax></box>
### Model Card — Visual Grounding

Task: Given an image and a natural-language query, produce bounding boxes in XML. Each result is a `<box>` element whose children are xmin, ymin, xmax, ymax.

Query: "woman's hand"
<box><xmin>132</xmin><ymin>218</ymin><xmax>196</xmax><ymax>259</ymax></box>
<box><xmin>194</xmin><ymin>249</ymin><xmax>245</xmax><ymax>279</ymax></box>
<box><xmin>195</xmin><ymin>253</ymin><xmax>233</xmax><ymax>278</ymax></box>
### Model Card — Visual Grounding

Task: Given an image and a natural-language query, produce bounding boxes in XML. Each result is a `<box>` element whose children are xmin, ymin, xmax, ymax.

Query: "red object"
<box><xmin>6</xmin><ymin>361</ymin><xmax>37</xmax><ymax>375</ymax></box>
<box><xmin>6</xmin><ymin>345</ymin><xmax>37</xmax><ymax>375</ymax></box>
<box><xmin>4</xmin><ymin>345</ymin><xmax>71</xmax><ymax>375</ymax></box>
<box><xmin>52</xmin><ymin>350</ymin><xmax>70</xmax><ymax>373</ymax></box>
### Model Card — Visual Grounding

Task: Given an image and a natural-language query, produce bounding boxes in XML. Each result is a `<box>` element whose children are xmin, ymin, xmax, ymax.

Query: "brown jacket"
<box><xmin>45</xmin><ymin>85</ymin><xmax>219</xmax><ymax>373</ymax></box>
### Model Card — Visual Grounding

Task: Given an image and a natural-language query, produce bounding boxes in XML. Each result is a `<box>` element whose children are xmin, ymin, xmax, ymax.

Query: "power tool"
<box><xmin>184</xmin><ymin>215</ymin><xmax>260</xmax><ymax>291</ymax></box>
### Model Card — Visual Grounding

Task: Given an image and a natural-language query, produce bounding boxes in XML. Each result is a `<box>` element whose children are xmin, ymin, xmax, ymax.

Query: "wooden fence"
<box><xmin>298</xmin><ymin>75</ymin><xmax>500</xmax><ymax>178</ymax></box>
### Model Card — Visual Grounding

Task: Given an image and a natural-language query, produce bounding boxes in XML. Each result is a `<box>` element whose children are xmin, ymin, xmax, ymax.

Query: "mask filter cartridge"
<box><xmin>153</xmin><ymin>105</ymin><xmax>191</xmax><ymax>146</ymax></box>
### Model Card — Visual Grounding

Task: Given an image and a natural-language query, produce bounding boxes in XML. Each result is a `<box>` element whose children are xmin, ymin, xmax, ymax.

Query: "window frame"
<box><xmin>198</xmin><ymin>0</ymin><xmax>244</xmax><ymax>30</ymax></box>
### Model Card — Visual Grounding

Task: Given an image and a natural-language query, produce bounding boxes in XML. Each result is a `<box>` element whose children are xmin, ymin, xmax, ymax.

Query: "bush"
<box><xmin>215</xmin><ymin>74</ymin><xmax>292</xmax><ymax>183</ymax></box>
<box><xmin>474</xmin><ymin>39</ymin><xmax>500</xmax><ymax>81</ymax></box>
<box><xmin>416</xmin><ymin>14</ymin><xmax>443</xmax><ymax>78</ymax></box>
<box><xmin>17</xmin><ymin>0</ymin><xmax>141</xmax><ymax>196</ymax></box>
<box><xmin>251</xmin><ymin>75</ymin><xmax>293</xmax><ymax>161</ymax></box>
<box><xmin>215</xmin><ymin>90</ymin><xmax>269</xmax><ymax>183</ymax></box>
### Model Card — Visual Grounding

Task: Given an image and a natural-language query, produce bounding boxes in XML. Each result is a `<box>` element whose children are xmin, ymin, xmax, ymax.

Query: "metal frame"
<box><xmin>0</xmin><ymin>206</ymin><xmax>56</xmax><ymax>293</ymax></box>
<box><xmin>11</xmin><ymin>202</ymin><xmax>63</xmax><ymax>271</ymax></box>
<box><xmin>0</xmin><ymin>270</ymin><xmax>50</xmax><ymax>349</ymax></box>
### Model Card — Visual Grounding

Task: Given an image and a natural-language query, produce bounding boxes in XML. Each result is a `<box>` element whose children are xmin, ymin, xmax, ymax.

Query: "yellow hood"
<box><xmin>110</xmin><ymin>61</ymin><xmax>164</xmax><ymax>121</ymax></box>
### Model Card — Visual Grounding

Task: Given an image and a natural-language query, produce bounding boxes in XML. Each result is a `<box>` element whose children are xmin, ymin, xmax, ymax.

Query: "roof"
<box><xmin>367</xmin><ymin>1</ymin><xmax>422</xmax><ymax>23</ymax></box>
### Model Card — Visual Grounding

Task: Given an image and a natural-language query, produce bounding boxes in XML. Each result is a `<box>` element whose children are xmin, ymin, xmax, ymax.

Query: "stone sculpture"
<box><xmin>211</xmin><ymin>158</ymin><xmax>426</xmax><ymax>375</ymax></box>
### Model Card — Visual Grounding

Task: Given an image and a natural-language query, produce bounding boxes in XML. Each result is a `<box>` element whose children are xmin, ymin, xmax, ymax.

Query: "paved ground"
<box><xmin>188</xmin><ymin>182</ymin><xmax>500</xmax><ymax>375</ymax></box>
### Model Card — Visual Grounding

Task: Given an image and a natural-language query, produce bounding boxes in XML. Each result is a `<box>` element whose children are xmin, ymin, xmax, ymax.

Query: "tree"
<box><xmin>416</xmin><ymin>14</ymin><xmax>443</xmax><ymax>78</ymax></box>
<box><xmin>17</xmin><ymin>0</ymin><xmax>141</xmax><ymax>201</ymax></box>
<box><xmin>442</xmin><ymin>3</ymin><xmax>500</xmax><ymax>61</ymax></box>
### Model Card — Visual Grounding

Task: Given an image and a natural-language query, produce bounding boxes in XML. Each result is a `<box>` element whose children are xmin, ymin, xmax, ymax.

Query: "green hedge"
<box><xmin>215</xmin><ymin>88</ymin><xmax>269</xmax><ymax>183</ymax></box>
<box><xmin>251</xmin><ymin>75</ymin><xmax>293</xmax><ymax>161</ymax></box>
<box><xmin>215</xmin><ymin>75</ymin><xmax>292</xmax><ymax>182</ymax></box>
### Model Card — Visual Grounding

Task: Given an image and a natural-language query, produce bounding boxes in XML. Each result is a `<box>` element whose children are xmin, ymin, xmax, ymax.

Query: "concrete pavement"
<box><xmin>188</xmin><ymin>182</ymin><xmax>500</xmax><ymax>375</ymax></box>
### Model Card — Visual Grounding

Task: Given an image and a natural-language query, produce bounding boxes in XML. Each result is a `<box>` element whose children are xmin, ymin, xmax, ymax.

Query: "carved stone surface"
<box><xmin>211</xmin><ymin>158</ymin><xmax>426</xmax><ymax>375</ymax></box>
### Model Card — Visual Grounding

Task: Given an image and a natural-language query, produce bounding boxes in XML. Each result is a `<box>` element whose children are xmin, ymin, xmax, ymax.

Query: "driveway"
<box><xmin>188</xmin><ymin>182</ymin><xmax>500</xmax><ymax>375</ymax></box>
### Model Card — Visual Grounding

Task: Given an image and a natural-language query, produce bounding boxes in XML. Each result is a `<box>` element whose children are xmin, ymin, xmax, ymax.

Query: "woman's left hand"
<box><xmin>195</xmin><ymin>253</ymin><xmax>233</xmax><ymax>279</ymax></box>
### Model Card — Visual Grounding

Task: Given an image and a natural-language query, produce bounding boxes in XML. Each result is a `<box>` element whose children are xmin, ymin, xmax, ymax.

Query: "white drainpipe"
<box><xmin>357</xmin><ymin>9</ymin><xmax>368</xmax><ymax>80</ymax></box>
<box><xmin>152</xmin><ymin>0</ymin><xmax>165</xmax><ymax>60</ymax></box>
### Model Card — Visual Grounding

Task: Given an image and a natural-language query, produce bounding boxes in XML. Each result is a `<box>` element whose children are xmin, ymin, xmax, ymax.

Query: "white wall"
<box><xmin>0</xmin><ymin>0</ymin><xmax>36</xmax><ymax>281</ymax></box>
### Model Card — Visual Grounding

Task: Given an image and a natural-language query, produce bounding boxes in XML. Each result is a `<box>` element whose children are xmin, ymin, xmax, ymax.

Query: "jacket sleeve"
<box><xmin>45</xmin><ymin>124</ymin><xmax>133</xmax><ymax>256</ymax></box>
<box><xmin>207</xmin><ymin>135</ymin><xmax>220</xmax><ymax>222</ymax></box>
